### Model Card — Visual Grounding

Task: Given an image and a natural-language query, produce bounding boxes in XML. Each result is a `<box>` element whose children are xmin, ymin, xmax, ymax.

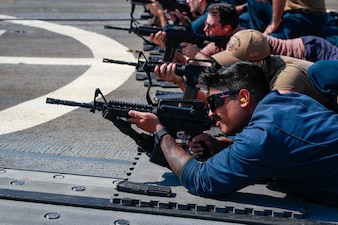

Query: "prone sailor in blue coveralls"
<box><xmin>127</xmin><ymin>61</ymin><xmax>338</xmax><ymax>207</ymax></box>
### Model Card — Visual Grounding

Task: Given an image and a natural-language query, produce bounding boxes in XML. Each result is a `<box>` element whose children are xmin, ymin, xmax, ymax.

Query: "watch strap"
<box><xmin>154</xmin><ymin>127</ymin><xmax>170</xmax><ymax>145</ymax></box>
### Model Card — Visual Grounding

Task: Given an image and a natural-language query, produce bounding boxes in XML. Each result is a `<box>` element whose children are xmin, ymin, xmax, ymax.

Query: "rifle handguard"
<box><xmin>102</xmin><ymin>106</ymin><xmax>116</xmax><ymax>121</ymax></box>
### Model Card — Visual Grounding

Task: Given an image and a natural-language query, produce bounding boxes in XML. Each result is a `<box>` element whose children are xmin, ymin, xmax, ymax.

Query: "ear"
<box><xmin>223</xmin><ymin>25</ymin><xmax>232</xmax><ymax>34</ymax></box>
<box><xmin>238</xmin><ymin>89</ymin><xmax>251</xmax><ymax>107</ymax></box>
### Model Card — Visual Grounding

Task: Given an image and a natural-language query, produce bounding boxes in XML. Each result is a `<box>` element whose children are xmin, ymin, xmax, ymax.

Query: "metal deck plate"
<box><xmin>0</xmin><ymin>153</ymin><xmax>337</xmax><ymax>224</ymax></box>
<box><xmin>111</xmin><ymin>152</ymin><xmax>338</xmax><ymax>224</ymax></box>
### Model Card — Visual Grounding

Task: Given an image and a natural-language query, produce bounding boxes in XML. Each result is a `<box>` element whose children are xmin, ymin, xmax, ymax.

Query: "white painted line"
<box><xmin>0</xmin><ymin>30</ymin><xmax>6</xmax><ymax>36</ymax></box>
<box><xmin>0</xmin><ymin>15</ymin><xmax>136</xmax><ymax>135</ymax></box>
<box><xmin>0</xmin><ymin>57</ymin><xmax>97</xmax><ymax>65</ymax></box>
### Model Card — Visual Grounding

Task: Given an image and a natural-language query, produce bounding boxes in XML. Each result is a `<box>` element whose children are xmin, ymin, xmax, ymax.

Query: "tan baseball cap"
<box><xmin>211</xmin><ymin>29</ymin><xmax>271</xmax><ymax>67</ymax></box>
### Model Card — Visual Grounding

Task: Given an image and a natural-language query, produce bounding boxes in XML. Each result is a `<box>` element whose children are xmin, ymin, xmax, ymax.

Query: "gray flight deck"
<box><xmin>0</xmin><ymin>0</ymin><xmax>338</xmax><ymax>224</ymax></box>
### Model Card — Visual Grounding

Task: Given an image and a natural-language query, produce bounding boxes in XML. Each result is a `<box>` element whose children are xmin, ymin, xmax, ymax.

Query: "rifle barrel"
<box><xmin>103</xmin><ymin>58</ymin><xmax>138</xmax><ymax>67</ymax></box>
<box><xmin>104</xmin><ymin>25</ymin><xmax>130</xmax><ymax>31</ymax></box>
<box><xmin>130</xmin><ymin>0</ymin><xmax>152</xmax><ymax>4</ymax></box>
<box><xmin>46</xmin><ymin>98</ymin><xmax>93</xmax><ymax>109</ymax></box>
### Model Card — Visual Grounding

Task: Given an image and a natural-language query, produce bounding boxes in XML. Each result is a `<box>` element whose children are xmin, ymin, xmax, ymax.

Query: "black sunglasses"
<box><xmin>207</xmin><ymin>89</ymin><xmax>255</xmax><ymax>111</ymax></box>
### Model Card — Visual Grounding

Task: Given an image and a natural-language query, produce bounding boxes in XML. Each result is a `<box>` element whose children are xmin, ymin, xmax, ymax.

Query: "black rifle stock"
<box><xmin>104</xmin><ymin>24</ymin><xmax>230</xmax><ymax>61</ymax></box>
<box><xmin>46</xmin><ymin>88</ymin><xmax>212</xmax><ymax>168</ymax></box>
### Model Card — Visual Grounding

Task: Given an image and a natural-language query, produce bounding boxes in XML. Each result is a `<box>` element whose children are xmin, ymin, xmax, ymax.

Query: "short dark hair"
<box><xmin>208</xmin><ymin>3</ymin><xmax>239</xmax><ymax>28</ymax></box>
<box><xmin>199</xmin><ymin>61</ymin><xmax>270</xmax><ymax>102</ymax></box>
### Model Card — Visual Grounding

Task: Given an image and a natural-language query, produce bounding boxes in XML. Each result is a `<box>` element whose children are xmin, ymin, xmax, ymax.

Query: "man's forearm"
<box><xmin>172</xmin><ymin>51</ymin><xmax>187</xmax><ymax>64</ymax></box>
<box><xmin>158</xmin><ymin>14</ymin><xmax>168</xmax><ymax>28</ymax></box>
<box><xmin>160</xmin><ymin>133</ymin><xmax>193</xmax><ymax>177</ymax></box>
<box><xmin>272</xmin><ymin>0</ymin><xmax>286</xmax><ymax>24</ymax></box>
<box><xmin>194</xmin><ymin>52</ymin><xmax>212</xmax><ymax>62</ymax></box>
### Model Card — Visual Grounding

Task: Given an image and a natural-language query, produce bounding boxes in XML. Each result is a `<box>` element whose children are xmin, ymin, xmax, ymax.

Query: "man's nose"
<box><xmin>208</xmin><ymin>110</ymin><xmax>215</xmax><ymax>117</ymax></box>
<box><xmin>203</xmin><ymin>25</ymin><xmax>208</xmax><ymax>33</ymax></box>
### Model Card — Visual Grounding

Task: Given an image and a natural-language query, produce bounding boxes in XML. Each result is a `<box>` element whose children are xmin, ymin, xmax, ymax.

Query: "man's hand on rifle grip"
<box><xmin>149</xmin><ymin>31</ymin><xmax>167</xmax><ymax>49</ymax></box>
<box><xmin>154</xmin><ymin>63</ymin><xmax>185</xmax><ymax>90</ymax></box>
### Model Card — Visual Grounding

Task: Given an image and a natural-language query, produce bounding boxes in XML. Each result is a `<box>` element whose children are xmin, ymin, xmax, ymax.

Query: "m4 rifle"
<box><xmin>46</xmin><ymin>88</ymin><xmax>212</xmax><ymax>168</ymax></box>
<box><xmin>103</xmin><ymin>52</ymin><xmax>217</xmax><ymax>102</ymax></box>
<box><xmin>104</xmin><ymin>22</ymin><xmax>230</xmax><ymax>62</ymax></box>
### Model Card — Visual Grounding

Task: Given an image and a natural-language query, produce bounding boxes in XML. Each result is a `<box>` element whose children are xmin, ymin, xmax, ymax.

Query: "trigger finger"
<box><xmin>159</xmin><ymin>63</ymin><xmax>167</xmax><ymax>74</ymax></box>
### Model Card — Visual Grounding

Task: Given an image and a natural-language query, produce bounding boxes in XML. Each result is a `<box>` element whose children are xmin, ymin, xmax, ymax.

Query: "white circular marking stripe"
<box><xmin>0</xmin><ymin>15</ymin><xmax>136</xmax><ymax>135</ymax></box>
<box><xmin>0</xmin><ymin>57</ymin><xmax>96</xmax><ymax>65</ymax></box>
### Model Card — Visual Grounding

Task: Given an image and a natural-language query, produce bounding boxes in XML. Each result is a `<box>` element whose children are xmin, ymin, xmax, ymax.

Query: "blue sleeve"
<box><xmin>191</xmin><ymin>13</ymin><xmax>207</xmax><ymax>35</ymax></box>
<box><xmin>180</xmin><ymin>92</ymin><xmax>338</xmax><ymax>198</ymax></box>
<box><xmin>180</xmin><ymin>125</ymin><xmax>278</xmax><ymax>197</ymax></box>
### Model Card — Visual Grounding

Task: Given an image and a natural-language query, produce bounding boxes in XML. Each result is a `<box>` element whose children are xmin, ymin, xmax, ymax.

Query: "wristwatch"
<box><xmin>154</xmin><ymin>127</ymin><xmax>170</xmax><ymax>145</ymax></box>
